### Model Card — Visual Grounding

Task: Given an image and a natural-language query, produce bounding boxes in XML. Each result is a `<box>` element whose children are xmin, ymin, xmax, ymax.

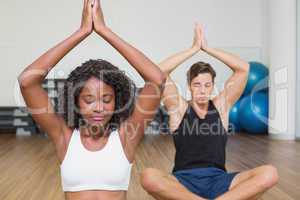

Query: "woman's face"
<box><xmin>78</xmin><ymin>77</ymin><xmax>116</xmax><ymax>128</ymax></box>
<box><xmin>189</xmin><ymin>73</ymin><xmax>214</xmax><ymax>104</ymax></box>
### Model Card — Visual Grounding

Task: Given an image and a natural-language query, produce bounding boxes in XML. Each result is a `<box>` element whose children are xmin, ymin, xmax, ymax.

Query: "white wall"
<box><xmin>267</xmin><ymin>0</ymin><xmax>297</xmax><ymax>140</ymax></box>
<box><xmin>0</xmin><ymin>0</ymin><xmax>264</xmax><ymax>106</ymax></box>
<box><xmin>297</xmin><ymin>0</ymin><xmax>300</xmax><ymax>139</ymax></box>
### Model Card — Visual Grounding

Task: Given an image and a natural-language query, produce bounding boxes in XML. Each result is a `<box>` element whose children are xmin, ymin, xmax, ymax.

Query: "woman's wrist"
<box><xmin>95</xmin><ymin>25</ymin><xmax>111</xmax><ymax>36</ymax></box>
<box><xmin>77</xmin><ymin>28</ymin><xmax>92</xmax><ymax>38</ymax></box>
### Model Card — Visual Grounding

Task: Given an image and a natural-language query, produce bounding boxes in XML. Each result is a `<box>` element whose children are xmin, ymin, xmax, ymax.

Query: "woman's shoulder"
<box><xmin>62</xmin><ymin>126</ymin><xmax>76</xmax><ymax>146</ymax></box>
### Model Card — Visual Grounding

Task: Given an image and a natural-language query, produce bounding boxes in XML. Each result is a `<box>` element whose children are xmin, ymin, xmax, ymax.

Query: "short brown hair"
<box><xmin>187</xmin><ymin>61</ymin><xmax>216</xmax><ymax>84</ymax></box>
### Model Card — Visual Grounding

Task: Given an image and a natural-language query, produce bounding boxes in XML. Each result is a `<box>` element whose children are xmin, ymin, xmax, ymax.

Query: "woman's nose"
<box><xmin>94</xmin><ymin>102</ymin><xmax>104</xmax><ymax>113</ymax></box>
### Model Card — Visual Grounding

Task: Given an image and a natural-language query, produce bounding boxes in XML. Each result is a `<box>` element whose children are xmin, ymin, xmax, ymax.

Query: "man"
<box><xmin>140</xmin><ymin>24</ymin><xmax>278</xmax><ymax>200</ymax></box>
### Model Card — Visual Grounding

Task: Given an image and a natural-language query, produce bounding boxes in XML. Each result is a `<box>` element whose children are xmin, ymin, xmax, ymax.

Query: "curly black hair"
<box><xmin>58</xmin><ymin>59</ymin><xmax>136</xmax><ymax>131</ymax></box>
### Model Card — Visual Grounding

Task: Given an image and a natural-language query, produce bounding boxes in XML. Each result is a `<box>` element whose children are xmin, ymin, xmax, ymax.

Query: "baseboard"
<box><xmin>269</xmin><ymin>133</ymin><xmax>296</xmax><ymax>140</ymax></box>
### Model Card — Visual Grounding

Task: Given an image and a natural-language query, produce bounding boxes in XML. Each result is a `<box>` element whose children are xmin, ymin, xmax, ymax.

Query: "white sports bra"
<box><xmin>60</xmin><ymin>129</ymin><xmax>132</xmax><ymax>192</ymax></box>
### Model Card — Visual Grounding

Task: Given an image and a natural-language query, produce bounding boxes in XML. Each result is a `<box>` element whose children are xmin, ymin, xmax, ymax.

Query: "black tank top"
<box><xmin>173</xmin><ymin>100</ymin><xmax>228</xmax><ymax>172</ymax></box>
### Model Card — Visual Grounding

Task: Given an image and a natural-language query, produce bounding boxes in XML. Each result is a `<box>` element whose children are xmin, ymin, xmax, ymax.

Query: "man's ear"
<box><xmin>187</xmin><ymin>82</ymin><xmax>191</xmax><ymax>91</ymax></box>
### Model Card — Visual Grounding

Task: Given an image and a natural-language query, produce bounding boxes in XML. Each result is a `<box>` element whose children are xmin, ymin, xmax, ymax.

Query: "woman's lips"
<box><xmin>90</xmin><ymin>116</ymin><xmax>105</xmax><ymax>122</ymax></box>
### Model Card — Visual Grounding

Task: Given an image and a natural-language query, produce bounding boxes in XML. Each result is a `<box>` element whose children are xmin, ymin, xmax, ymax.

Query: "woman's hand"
<box><xmin>18</xmin><ymin>1</ymin><xmax>95</xmax><ymax>154</ymax></box>
<box><xmin>92</xmin><ymin>0</ymin><xmax>107</xmax><ymax>34</ymax></box>
<box><xmin>80</xmin><ymin>0</ymin><xmax>93</xmax><ymax>35</ymax></box>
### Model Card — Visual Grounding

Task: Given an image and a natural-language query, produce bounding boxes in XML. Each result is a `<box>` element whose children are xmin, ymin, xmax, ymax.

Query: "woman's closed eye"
<box><xmin>83</xmin><ymin>95</ymin><xmax>96</xmax><ymax>104</ymax></box>
<box><xmin>102</xmin><ymin>95</ymin><xmax>113</xmax><ymax>103</ymax></box>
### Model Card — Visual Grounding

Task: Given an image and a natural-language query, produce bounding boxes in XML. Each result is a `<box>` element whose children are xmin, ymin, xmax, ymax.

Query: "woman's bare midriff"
<box><xmin>65</xmin><ymin>190</ymin><xmax>126</xmax><ymax>200</ymax></box>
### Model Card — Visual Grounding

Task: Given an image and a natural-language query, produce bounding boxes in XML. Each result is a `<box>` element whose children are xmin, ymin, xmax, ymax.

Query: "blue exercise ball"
<box><xmin>243</xmin><ymin>62</ymin><xmax>269</xmax><ymax>95</ymax></box>
<box><xmin>229</xmin><ymin>99</ymin><xmax>243</xmax><ymax>133</ymax></box>
<box><xmin>239</xmin><ymin>92</ymin><xmax>269</xmax><ymax>134</ymax></box>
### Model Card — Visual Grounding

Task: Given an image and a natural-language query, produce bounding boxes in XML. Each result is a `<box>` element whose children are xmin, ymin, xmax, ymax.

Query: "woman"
<box><xmin>18</xmin><ymin>0</ymin><xmax>166</xmax><ymax>199</ymax></box>
<box><xmin>141</xmin><ymin>24</ymin><xmax>278</xmax><ymax>200</ymax></box>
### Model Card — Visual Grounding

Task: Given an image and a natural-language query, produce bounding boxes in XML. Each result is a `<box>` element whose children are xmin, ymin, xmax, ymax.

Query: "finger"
<box><xmin>194</xmin><ymin>23</ymin><xmax>201</xmax><ymax>37</ymax></box>
<box><xmin>92</xmin><ymin>0</ymin><xmax>99</xmax><ymax>13</ymax></box>
<box><xmin>94</xmin><ymin>0</ymin><xmax>99</xmax><ymax>8</ymax></box>
<box><xmin>99</xmin><ymin>0</ymin><xmax>104</xmax><ymax>11</ymax></box>
<box><xmin>87</xmin><ymin>0</ymin><xmax>93</xmax><ymax>11</ymax></box>
<box><xmin>197</xmin><ymin>24</ymin><xmax>203</xmax><ymax>36</ymax></box>
<box><xmin>194</xmin><ymin>22</ymin><xmax>198</xmax><ymax>32</ymax></box>
<box><xmin>84</xmin><ymin>0</ymin><xmax>88</xmax><ymax>10</ymax></box>
<box><xmin>97</xmin><ymin>0</ymin><xmax>105</xmax><ymax>20</ymax></box>
<box><xmin>82</xmin><ymin>0</ymin><xmax>88</xmax><ymax>19</ymax></box>
<box><xmin>91</xmin><ymin>0</ymin><xmax>95</xmax><ymax>7</ymax></box>
<box><xmin>86</xmin><ymin>2</ymin><xmax>93</xmax><ymax>22</ymax></box>
<box><xmin>199</xmin><ymin>24</ymin><xmax>204</xmax><ymax>32</ymax></box>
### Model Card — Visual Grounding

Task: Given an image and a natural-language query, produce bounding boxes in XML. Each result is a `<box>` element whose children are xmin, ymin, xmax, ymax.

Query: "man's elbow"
<box><xmin>242</xmin><ymin>63</ymin><xmax>250</xmax><ymax>73</ymax></box>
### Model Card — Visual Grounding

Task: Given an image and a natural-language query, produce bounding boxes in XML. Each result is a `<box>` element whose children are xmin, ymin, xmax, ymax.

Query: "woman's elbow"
<box><xmin>18</xmin><ymin>67</ymin><xmax>45</xmax><ymax>88</ymax></box>
<box><xmin>154</xmin><ymin>72</ymin><xmax>167</xmax><ymax>87</ymax></box>
<box><xmin>18</xmin><ymin>73</ymin><xmax>28</xmax><ymax>89</ymax></box>
<box><xmin>18</xmin><ymin>71</ymin><xmax>37</xmax><ymax>89</ymax></box>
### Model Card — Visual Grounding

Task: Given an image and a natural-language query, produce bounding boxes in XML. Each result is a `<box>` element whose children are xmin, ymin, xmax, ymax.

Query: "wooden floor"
<box><xmin>0</xmin><ymin>133</ymin><xmax>300</xmax><ymax>200</ymax></box>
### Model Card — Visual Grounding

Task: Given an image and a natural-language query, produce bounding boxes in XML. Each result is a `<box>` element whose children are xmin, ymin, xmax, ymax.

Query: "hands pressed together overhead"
<box><xmin>80</xmin><ymin>0</ymin><xmax>106</xmax><ymax>35</ymax></box>
<box><xmin>81</xmin><ymin>0</ymin><xmax>209</xmax><ymax>52</ymax></box>
<box><xmin>192</xmin><ymin>23</ymin><xmax>208</xmax><ymax>52</ymax></box>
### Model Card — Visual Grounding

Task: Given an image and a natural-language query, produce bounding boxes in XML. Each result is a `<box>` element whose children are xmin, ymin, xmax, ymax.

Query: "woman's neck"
<box><xmin>79</xmin><ymin>124</ymin><xmax>109</xmax><ymax>140</ymax></box>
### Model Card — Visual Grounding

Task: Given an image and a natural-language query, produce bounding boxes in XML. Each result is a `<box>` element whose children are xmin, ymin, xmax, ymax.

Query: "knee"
<box><xmin>140</xmin><ymin>168</ymin><xmax>163</xmax><ymax>193</ymax></box>
<box><xmin>257</xmin><ymin>165</ymin><xmax>279</xmax><ymax>189</ymax></box>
